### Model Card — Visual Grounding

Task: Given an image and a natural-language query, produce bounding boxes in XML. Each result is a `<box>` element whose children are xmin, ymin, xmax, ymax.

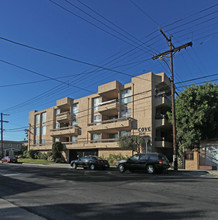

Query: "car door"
<box><xmin>138</xmin><ymin>154</ymin><xmax>149</xmax><ymax>170</ymax></box>
<box><xmin>77</xmin><ymin>157</ymin><xmax>85</xmax><ymax>167</ymax></box>
<box><xmin>126</xmin><ymin>154</ymin><xmax>140</xmax><ymax>170</ymax></box>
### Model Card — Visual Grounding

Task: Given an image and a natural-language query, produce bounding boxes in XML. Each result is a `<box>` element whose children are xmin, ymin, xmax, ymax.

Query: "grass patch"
<box><xmin>18</xmin><ymin>158</ymin><xmax>55</xmax><ymax>165</ymax></box>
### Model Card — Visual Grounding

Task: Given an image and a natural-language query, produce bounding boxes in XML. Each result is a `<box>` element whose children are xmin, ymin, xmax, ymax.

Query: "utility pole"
<box><xmin>152</xmin><ymin>28</ymin><xmax>192</xmax><ymax>171</ymax></box>
<box><xmin>0</xmin><ymin>113</ymin><xmax>9</xmax><ymax>158</ymax></box>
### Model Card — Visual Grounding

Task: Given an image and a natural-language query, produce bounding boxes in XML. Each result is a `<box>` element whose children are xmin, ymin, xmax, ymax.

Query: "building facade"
<box><xmin>28</xmin><ymin>72</ymin><xmax>173</xmax><ymax>162</ymax></box>
<box><xmin>0</xmin><ymin>140</ymin><xmax>27</xmax><ymax>157</ymax></box>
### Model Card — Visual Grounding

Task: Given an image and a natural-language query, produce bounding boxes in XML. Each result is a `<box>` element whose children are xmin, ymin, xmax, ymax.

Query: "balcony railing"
<box><xmin>88</xmin><ymin>117</ymin><xmax>131</xmax><ymax>126</ymax></box>
<box><xmin>62</xmin><ymin>138</ymin><xmax>118</xmax><ymax>145</ymax></box>
<box><xmin>50</xmin><ymin>126</ymin><xmax>79</xmax><ymax>137</ymax></box>
<box><xmin>56</xmin><ymin>111</ymin><xmax>71</xmax><ymax>121</ymax></box>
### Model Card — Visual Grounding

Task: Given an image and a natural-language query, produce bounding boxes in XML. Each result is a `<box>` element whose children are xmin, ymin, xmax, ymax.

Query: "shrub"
<box><xmin>107</xmin><ymin>154</ymin><xmax>128</xmax><ymax>166</ymax></box>
<box><xmin>28</xmin><ymin>150</ymin><xmax>38</xmax><ymax>159</ymax></box>
<box><xmin>52</xmin><ymin>142</ymin><xmax>63</xmax><ymax>161</ymax></box>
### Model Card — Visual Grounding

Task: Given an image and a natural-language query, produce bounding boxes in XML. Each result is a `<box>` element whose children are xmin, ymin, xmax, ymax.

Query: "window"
<box><xmin>55</xmin><ymin>138</ymin><xmax>60</xmax><ymax>142</ymax></box>
<box><xmin>140</xmin><ymin>154</ymin><xmax>149</xmax><ymax>161</ymax></box>
<box><xmin>72</xmin><ymin>136</ymin><xmax>78</xmax><ymax>144</ymax></box>
<box><xmin>41</xmin><ymin>139</ymin><xmax>46</xmax><ymax>145</ymax></box>
<box><xmin>72</xmin><ymin>118</ymin><xmax>78</xmax><ymax>127</ymax></box>
<box><xmin>35</xmin><ymin>114</ymin><xmax>40</xmax><ymax>124</ymax></box>
<box><xmin>92</xmin><ymin>133</ymin><xmax>101</xmax><ymax>141</ymax></box>
<box><xmin>56</xmin><ymin>123</ymin><xmax>60</xmax><ymax>129</ymax></box>
<box><xmin>121</xmin><ymin>130</ymin><xmax>131</xmax><ymax>136</ymax></box>
<box><xmin>56</xmin><ymin>108</ymin><xmax>60</xmax><ymax>115</ymax></box>
<box><xmin>121</xmin><ymin>108</ymin><xmax>131</xmax><ymax>118</ymax></box>
<box><xmin>42</xmin><ymin>126</ymin><xmax>46</xmax><ymax>135</ymax></box>
<box><xmin>73</xmin><ymin>103</ymin><xmax>79</xmax><ymax>116</ymax></box>
<box><xmin>93</xmin><ymin>114</ymin><xmax>101</xmax><ymax>123</ymax></box>
<box><xmin>130</xmin><ymin>154</ymin><xmax>140</xmax><ymax>161</ymax></box>
<box><xmin>42</xmin><ymin>112</ymin><xmax>46</xmax><ymax>123</ymax></box>
<box><xmin>35</xmin><ymin>127</ymin><xmax>40</xmax><ymax>136</ymax></box>
<box><xmin>109</xmin><ymin>133</ymin><xmax>118</xmax><ymax>139</ymax></box>
<box><xmin>121</xmin><ymin>89</ymin><xmax>131</xmax><ymax>104</ymax></box>
<box><xmin>34</xmin><ymin>139</ymin><xmax>39</xmax><ymax>145</ymax></box>
<box><xmin>93</xmin><ymin>97</ymin><xmax>102</xmax><ymax>111</ymax></box>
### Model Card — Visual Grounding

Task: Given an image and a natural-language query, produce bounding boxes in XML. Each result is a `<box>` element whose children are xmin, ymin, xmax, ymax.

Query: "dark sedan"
<box><xmin>116</xmin><ymin>153</ymin><xmax>170</xmax><ymax>174</ymax></box>
<box><xmin>71</xmin><ymin>156</ymin><xmax>110</xmax><ymax>170</ymax></box>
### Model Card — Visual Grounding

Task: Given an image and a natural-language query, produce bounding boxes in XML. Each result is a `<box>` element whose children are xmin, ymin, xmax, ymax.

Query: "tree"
<box><xmin>118</xmin><ymin>135</ymin><xmax>145</xmax><ymax>153</ymax></box>
<box><xmin>168</xmin><ymin>83</ymin><xmax>218</xmax><ymax>155</ymax></box>
<box><xmin>52</xmin><ymin>142</ymin><xmax>63</xmax><ymax>161</ymax></box>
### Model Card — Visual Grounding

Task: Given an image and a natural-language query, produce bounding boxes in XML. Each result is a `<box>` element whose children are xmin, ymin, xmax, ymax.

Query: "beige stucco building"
<box><xmin>28</xmin><ymin>72</ymin><xmax>173</xmax><ymax>162</ymax></box>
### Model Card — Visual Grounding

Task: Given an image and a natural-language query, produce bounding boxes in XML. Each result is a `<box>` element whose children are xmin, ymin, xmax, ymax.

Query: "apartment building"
<box><xmin>28</xmin><ymin>72</ymin><xmax>173</xmax><ymax>162</ymax></box>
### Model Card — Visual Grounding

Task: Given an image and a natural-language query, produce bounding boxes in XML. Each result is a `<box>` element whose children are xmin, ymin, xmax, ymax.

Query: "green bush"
<box><xmin>23</xmin><ymin>150</ymin><xmax>28</xmax><ymax>158</ymax></box>
<box><xmin>52</xmin><ymin>142</ymin><xmax>63</xmax><ymax>161</ymax></box>
<box><xmin>28</xmin><ymin>150</ymin><xmax>38</xmax><ymax>159</ymax></box>
<box><xmin>107</xmin><ymin>154</ymin><xmax>128</xmax><ymax>166</ymax></box>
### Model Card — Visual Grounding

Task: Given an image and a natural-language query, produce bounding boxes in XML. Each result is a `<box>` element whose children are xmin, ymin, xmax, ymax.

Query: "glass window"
<box><xmin>109</xmin><ymin>133</ymin><xmax>118</xmax><ymax>139</ymax></box>
<box><xmin>41</xmin><ymin>139</ymin><xmax>46</xmax><ymax>145</ymax></box>
<box><xmin>56</xmin><ymin>109</ymin><xmax>60</xmax><ymax>115</ymax></box>
<box><xmin>121</xmin><ymin>108</ymin><xmax>131</xmax><ymax>118</ymax></box>
<box><xmin>42</xmin><ymin>112</ymin><xmax>46</xmax><ymax>123</ymax></box>
<box><xmin>140</xmin><ymin>154</ymin><xmax>149</xmax><ymax>161</ymax></box>
<box><xmin>93</xmin><ymin>114</ymin><xmax>101</xmax><ymax>123</ymax></box>
<box><xmin>34</xmin><ymin>139</ymin><xmax>39</xmax><ymax>145</ymax></box>
<box><xmin>72</xmin><ymin>136</ymin><xmax>78</xmax><ymax>144</ymax></box>
<box><xmin>35</xmin><ymin>127</ymin><xmax>40</xmax><ymax>136</ymax></box>
<box><xmin>121</xmin><ymin>130</ymin><xmax>131</xmax><ymax>136</ymax></box>
<box><xmin>55</xmin><ymin>138</ymin><xmax>60</xmax><ymax>142</ymax></box>
<box><xmin>121</xmin><ymin>89</ymin><xmax>131</xmax><ymax>104</ymax></box>
<box><xmin>72</xmin><ymin>118</ymin><xmax>78</xmax><ymax>127</ymax></box>
<box><xmin>93</xmin><ymin>97</ymin><xmax>102</xmax><ymax>111</ymax></box>
<box><xmin>56</xmin><ymin>123</ymin><xmax>60</xmax><ymax>129</ymax></box>
<box><xmin>92</xmin><ymin>133</ymin><xmax>101</xmax><ymax>140</ymax></box>
<box><xmin>130</xmin><ymin>154</ymin><xmax>140</xmax><ymax>161</ymax></box>
<box><xmin>42</xmin><ymin>126</ymin><xmax>46</xmax><ymax>135</ymax></box>
<box><xmin>149</xmin><ymin>154</ymin><xmax>158</xmax><ymax>160</ymax></box>
<box><xmin>35</xmin><ymin>114</ymin><xmax>40</xmax><ymax>124</ymax></box>
<box><xmin>73</xmin><ymin>103</ymin><xmax>79</xmax><ymax>116</ymax></box>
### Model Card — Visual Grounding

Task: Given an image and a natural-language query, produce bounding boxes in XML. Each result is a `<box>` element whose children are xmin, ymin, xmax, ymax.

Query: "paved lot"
<box><xmin>0</xmin><ymin>163</ymin><xmax>218</xmax><ymax>220</ymax></box>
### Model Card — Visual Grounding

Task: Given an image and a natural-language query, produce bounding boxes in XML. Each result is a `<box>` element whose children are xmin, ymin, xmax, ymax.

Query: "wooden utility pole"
<box><xmin>152</xmin><ymin>28</ymin><xmax>192</xmax><ymax>170</ymax></box>
<box><xmin>0</xmin><ymin>113</ymin><xmax>9</xmax><ymax>158</ymax></box>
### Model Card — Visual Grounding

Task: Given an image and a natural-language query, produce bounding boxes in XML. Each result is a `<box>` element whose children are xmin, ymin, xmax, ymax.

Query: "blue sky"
<box><xmin>0</xmin><ymin>0</ymin><xmax>217</xmax><ymax>141</ymax></box>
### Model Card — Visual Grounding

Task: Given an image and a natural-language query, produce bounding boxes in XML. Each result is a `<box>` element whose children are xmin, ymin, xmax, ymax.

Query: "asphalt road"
<box><xmin>0</xmin><ymin>163</ymin><xmax>217</xmax><ymax>220</ymax></box>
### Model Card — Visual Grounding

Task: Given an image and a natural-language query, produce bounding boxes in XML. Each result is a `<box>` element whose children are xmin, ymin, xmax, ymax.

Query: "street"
<box><xmin>0</xmin><ymin>163</ymin><xmax>218</xmax><ymax>220</ymax></box>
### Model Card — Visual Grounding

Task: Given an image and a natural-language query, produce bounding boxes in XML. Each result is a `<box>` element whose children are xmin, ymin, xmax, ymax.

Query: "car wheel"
<box><xmin>146</xmin><ymin>165</ymin><xmax>155</xmax><ymax>174</ymax></box>
<box><xmin>71</xmin><ymin>163</ymin><xmax>77</xmax><ymax>169</ymax></box>
<box><xmin>90</xmin><ymin>164</ymin><xmax>95</xmax><ymax>170</ymax></box>
<box><xmin>119</xmin><ymin>164</ymin><xmax>125</xmax><ymax>173</ymax></box>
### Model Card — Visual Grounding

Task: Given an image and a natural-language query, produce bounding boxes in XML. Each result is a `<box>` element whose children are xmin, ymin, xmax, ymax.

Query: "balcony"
<box><xmin>50</xmin><ymin>126</ymin><xmax>78</xmax><ymax>137</ymax></box>
<box><xmin>87</xmin><ymin>117</ymin><xmax>132</xmax><ymax>133</ymax></box>
<box><xmin>98</xmin><ymin>81</ymin><xmax>121</xmax><ymax>99</ymax></box>
<box><xmin>63</xmin><ymin>139</ymin><xmax>119</xmax><ymax>149</ymax></box>
<box><xmin>155</xmin><ymin>137</ymin><xmax>172</xmax><ymax>148</ymax></box>
<box><xmin>155</xmin><ymin>115</ymin><xmax>171</xmax><ymax>128</ymax></box>
<box><xmin>155</xmin><ymin>95</ymin><xmax>171</xmax><ymax>107</ymax></box>
<box><xmin>56</xmin><ymin>97</ymin><xmax>73</xmax><ymax>107</ymax></box>
<box><xmin>98</xmin><ymin>99</ymin><xmax>119</xmax><ymax>115</ymax></box>
<box><xmin>56</xmin><ymin>112</ymin><xmax>71</xmax><ymax>122</ymax></box>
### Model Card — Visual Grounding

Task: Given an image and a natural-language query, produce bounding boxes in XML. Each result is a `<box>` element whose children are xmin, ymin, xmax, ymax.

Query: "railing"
<box><xmin>51</xmin><ymin>126</ymin><xmax>78</xmax><ymax>132</ymax></box>
<box><xmin>98</xmin><ymin>99</ymin><xmax>118</xmax><ymax>106</ymax></box>
<box><xmin>88</xmin><ymin>117</ymin><xmax>132</xmax><ymax>126</ymax></box>
<box><xmin>155</xmin><ymin>114</ymin><xmax>168</xmax><ymax>120</ymax></box>
<box><xmin>56</xmin><ymin>111</ymin><xmax>70</xmax><ymax>116</ymax></box>
<box><xmin>62</xmin><ymin>138</ymin><xmax>118</xmax><ymax>145</ymax></box>
<box><xmin>155</xmin><ymin>137</ymin><xmax>172</xmax><ymax>142</ymax></box>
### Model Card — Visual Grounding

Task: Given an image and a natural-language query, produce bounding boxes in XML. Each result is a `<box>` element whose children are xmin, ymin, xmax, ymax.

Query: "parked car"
<box><xmin>116</xmin><ymin>153</ymin><xmax>170</xmax><ymax>174</ymax></box>
<box><xmin>1</xmin><ymin>156</ymin><xmax>18</xmax><ymax>163</ymax></box>
<box><xmin>71</xmin><ymin>156</ymin><xmax>110</xmax><ymax>170</ymax></box>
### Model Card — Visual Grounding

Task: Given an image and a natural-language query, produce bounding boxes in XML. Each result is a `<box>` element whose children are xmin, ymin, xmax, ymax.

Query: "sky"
<box><xmin>0</xmin><ymin>0</ymin><xmax>217</xmax><ymax>141</ymax></box>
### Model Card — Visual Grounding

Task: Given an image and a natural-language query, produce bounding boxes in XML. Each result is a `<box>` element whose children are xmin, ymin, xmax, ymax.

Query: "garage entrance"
<box><xmin>69</xmin><ymin>149</ymin><xmax>98</xmax><ymax>162</ymax></box>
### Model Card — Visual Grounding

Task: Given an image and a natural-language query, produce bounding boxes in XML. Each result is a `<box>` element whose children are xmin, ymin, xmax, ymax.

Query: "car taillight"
<box><xmin>159</xmin><ymin>160</ymin><xmax>163</xmax><ymax>164</ymax></box>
